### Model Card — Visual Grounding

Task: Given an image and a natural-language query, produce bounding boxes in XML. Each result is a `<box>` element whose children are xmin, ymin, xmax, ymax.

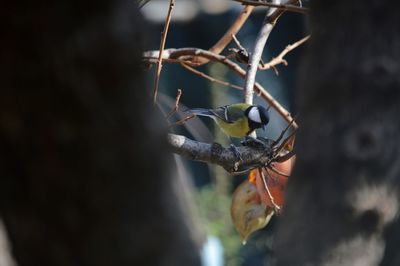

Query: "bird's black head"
<box><xmin>245</xmin><ymin>105</ymin><xmax>270</xmax><ymax>131</ymax></box>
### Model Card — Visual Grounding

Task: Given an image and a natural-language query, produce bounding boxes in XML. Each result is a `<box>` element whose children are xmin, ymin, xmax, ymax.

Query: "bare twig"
<box><xmin>268</xmin><ymin>164</ymin><xmax>290</xmax><ymax>178</ymax></box>
<box><xmin>261</xmin><ymin>35</ymin><xmax>310</xmax><ymax>71</ymax></box>
<box><xmin>232</xmin><ymin>0</ymin><xmax>309</xmax><ymax>15</ymax></box>
<box><xmin>143</xmin><ymin>48</ymin><xmax>297</xmax><ymax>129</ymax></box>
<box><xmin>272</xmin><ymin>115</ymin><xmax>298</xmax><ymax>147</ymax></box>
<box><xmin>169</xmin><ymin>114</ymin><xmax>195</xmax><ymax>128</ymax></box>
<box><xmin>232</xmin><ymin>34</ymin><xmax>246</xmax><ymax>51</ymax></box>
<box><xmin>275</xmin><ymin>128</ymin><xmax>298</xmax><ymax>156</ymax></box>
<box><xmin>259</xmin><ymin>168</ymin><xmax>281</xmax><ymax>211</ymax></box>
<box><xmin>180</xmin><ymin>63</ymin><xmax>243</xmax><ymax>91</ymax></box>
<box><xmin>166</xmin><ymin>89</ymin><xmax>182</xmax><ymax>119</ymax></box>
<box><xmin>152</xmin><ymin>0</ymin><xmax>175</xmax><ymax>105</ymax></box>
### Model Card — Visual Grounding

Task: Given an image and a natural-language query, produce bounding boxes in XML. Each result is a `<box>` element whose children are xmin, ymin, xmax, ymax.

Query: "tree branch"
<box><xmin>232</xmin><ymin>0</ymin><xmax>309</xmax><ymax>15</ymax></box>
<box><xmin>194</xmin><ymin>5</ymin><xmax>254</xmax><ymax>65</ymax></box>
<box><xmin>167</xmin><ymin>134</ymin><xmax>274</xmax><ymax>174</ymax></box>
<box><xmin>243</xmin><ymin>14</ymin><xmax>273</xmax><ymax>104</ymax></box>
<box><xmin>243</xmin><ymin>0</ymin><xmax>299</xmax><ymax>104</ymax></box>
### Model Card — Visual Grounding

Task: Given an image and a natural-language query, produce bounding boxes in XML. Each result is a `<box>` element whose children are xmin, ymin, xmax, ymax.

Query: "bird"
<box><xmin>188</xmin><ymin>103</ymin><xmax>270</xmax><ymax>138</ymax></box>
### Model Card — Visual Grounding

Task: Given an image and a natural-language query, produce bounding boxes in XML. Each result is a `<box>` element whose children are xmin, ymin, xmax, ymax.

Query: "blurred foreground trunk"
<box><xmin>275</xmin><ymin>1</ymin><xmax>400</xmax><ymax>266</ymax></box>
<box><xmin>0</xmin><ymin>1</ymin><xmax>201</xmax><ymax>266</ymax></box>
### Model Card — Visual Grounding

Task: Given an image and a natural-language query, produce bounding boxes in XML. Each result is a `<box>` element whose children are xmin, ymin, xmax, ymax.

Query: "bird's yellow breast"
<box><xmin>216</xmin><ymin>117</ymin><xmax>251</xmax><ymax>138</ymax></box>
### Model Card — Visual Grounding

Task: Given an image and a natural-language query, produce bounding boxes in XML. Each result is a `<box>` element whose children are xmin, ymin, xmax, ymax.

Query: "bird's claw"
<box><xmin>229</xmin><ymin>144</ymin><xmax>243</xmax><ymax>163</ymax></box>
<box><xmin>241</xmin><ymin>136</ymin><xmax>268</xmax><ymax>149</ymax></box>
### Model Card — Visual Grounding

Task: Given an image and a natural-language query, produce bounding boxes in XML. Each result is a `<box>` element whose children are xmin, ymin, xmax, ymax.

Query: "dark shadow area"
<box><xmin>0</xmin><ymin>1</ymin><xmax>200</xmax><ymax>265</ymax></box>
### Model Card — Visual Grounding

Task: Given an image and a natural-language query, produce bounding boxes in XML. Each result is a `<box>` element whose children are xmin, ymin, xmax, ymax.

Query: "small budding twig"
<box><xmin>260</xmin><ymin>35</ymin><xmax>310</xmax><ymax>73</ymax></box>
<box><xmin>166</xmin><ymin>89</ymin><xmax>182</xmax><ymax>119</ymax></box>
<box><xmin>153</xmin><ymin>0</ymin><xmax>175</xmax><ymax>105</ymax></box>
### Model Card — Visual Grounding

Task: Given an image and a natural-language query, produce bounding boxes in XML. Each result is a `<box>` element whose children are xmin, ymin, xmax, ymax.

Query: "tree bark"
<box><xmin>275</xmin><ymin>1</ymin><xmax>400</xmax><ymax>266</ymax></box>
<box><xmin>0</xmin><ymin>1</ymin><xmax>201</xmax><ymax>266</ymax></box>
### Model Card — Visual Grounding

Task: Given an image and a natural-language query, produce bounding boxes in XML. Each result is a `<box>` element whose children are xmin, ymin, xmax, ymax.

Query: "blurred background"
<box><xmin>141</xmin><ymin>1</ymin><xmax>307</xmax><ymax>265</ymax></box>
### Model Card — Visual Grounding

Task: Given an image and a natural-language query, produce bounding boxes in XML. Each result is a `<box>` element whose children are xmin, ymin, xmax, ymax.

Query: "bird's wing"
<box><xmin>210</xmin><ymin>105</ymin><xmax>244</xmax><ymax>124</ymax></box>
<box><xmin>209</xmin><ymin>106</ymin><xmax>232</xmax><ymax>123</ymax></box>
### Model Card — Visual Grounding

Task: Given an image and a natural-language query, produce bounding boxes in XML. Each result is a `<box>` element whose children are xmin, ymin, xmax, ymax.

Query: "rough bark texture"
<box><xmin>0</xmin><ymin>1</ymin><xmax>200</xmax><ymax>266</ymax></box>
<box><xmin>168</xmin><ymin>134</ymin><xmax>278</xmax><ymax>174</ymax></box>
<box><xmin>275</xmin><ymin>1</ymin><xmax>400</xmax><ymax>266</ymax></box>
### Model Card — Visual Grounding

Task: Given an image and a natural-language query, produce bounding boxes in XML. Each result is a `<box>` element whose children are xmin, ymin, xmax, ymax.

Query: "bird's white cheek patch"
<box><xmin>248</xmin><ymin>107</ymin><xmax>262</xmax><ymax>123</ymax></box>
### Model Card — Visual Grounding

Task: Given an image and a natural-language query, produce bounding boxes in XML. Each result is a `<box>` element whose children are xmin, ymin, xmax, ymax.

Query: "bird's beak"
<box><xmin>262</xmin><ymin>125</ymin><xmax>266</xmax><ymax>131</ymax></box>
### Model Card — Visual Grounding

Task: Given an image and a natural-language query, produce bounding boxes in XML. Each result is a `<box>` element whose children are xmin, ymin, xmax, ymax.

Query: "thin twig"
<box><xmin>232</xmin><ymin>0</ymin><xmax>309</xmax><ymax>15</ymax></box>
<box><xmin>152</xmin><ymin>0</ymin><xmax>175</xmax><ymax>105</ymax></box>
<box><xmin>143</xmin><ymin>48</ymin><xmax>298</xmax><ymax>129</ymax></box>
<box><xmin>180</xmin><ymin>63</ymin><xmax>243</xmax><ymax>91</ymax></box>
<box><xmin>268</xmin><ymin>164</ymin><xmax>290</xmax><ymax>178</ymax></box>
<box><xmin>232</xmin><ymin>34</ymin><xmax>246</xmax><ymax>50</ymax></box>
<box><xmin>261</xmin><ymin>35</ymin><xmax>310</xmax><ymax>71</ymax></box>
<box><xmin>169</xmin><ymin>114</ymin><xmax>195</xmax><ymax>128</ymax></box>
<box><xmin>275</xmin><ymin>149</ymin><xmax>295</xmax><ymax>163</ymax></box>
<box><xmin>275</xmin><ymin>128</ymin><xmax>298</xmax><ymax>156</ymax></box>
<box><xmin>166</xmin><ymin>89</ymin><xmax>182</xmax><ymax>119</ymax></box>
<box><xmin>272</xmin><ymin>115</ymin><xmax>298</xmax><ymax>147</ymax></box>
<box><xmin>259</xmin><ymin>168</ymin><xmax>281</xmax><ymax>211</ymax></box>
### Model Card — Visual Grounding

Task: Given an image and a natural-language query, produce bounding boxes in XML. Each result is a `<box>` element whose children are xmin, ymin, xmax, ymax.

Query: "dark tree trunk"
<box><xmin>275</xmin><ymin>1</ymin><xmax>400</xmax><ymax>266</ymax></box>
<box><xmin>0</xmin><ymin>1</ymin><xmax>200</xmax><ymax>266</ymax></box>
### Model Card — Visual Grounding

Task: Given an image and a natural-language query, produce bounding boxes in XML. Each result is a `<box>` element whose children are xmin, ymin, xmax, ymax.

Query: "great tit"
<box><xmin>188</xmin><ymin>103</ymin><xmax>270</xmax><ymax>138</ymax></box>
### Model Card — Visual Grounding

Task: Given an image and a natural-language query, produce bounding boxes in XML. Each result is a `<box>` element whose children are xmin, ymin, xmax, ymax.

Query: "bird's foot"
<box><xmin>241</xmin><ymin>136</ymin><xmax>268</xmax><ymax>149</ymax></box>
<box><xmin>229</xmin><ymin>144</ymin><xmax>243</xmax><ymax>163</ymax></box>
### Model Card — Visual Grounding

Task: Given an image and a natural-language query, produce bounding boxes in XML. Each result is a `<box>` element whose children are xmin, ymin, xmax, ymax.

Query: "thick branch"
<box><xmin>243</xmin><ymin>0</ymin><xmax>299</xmax><ymax>104</ymax></box>
<box><xmin>168</xmin><ymin>134</ymin><xmax>273</xmax><ymax>174</ymax></box>
<box><xmin>243</xmin><ymin>14</ymin><xmax>274</xmax><ymax>104</ymax></box>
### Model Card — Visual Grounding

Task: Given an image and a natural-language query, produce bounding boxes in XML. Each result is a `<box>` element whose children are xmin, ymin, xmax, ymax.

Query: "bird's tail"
<box><xmin>187</xmin><ymin>108</ymin><xmax>215</xmax><ymax>118</ymax></box>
